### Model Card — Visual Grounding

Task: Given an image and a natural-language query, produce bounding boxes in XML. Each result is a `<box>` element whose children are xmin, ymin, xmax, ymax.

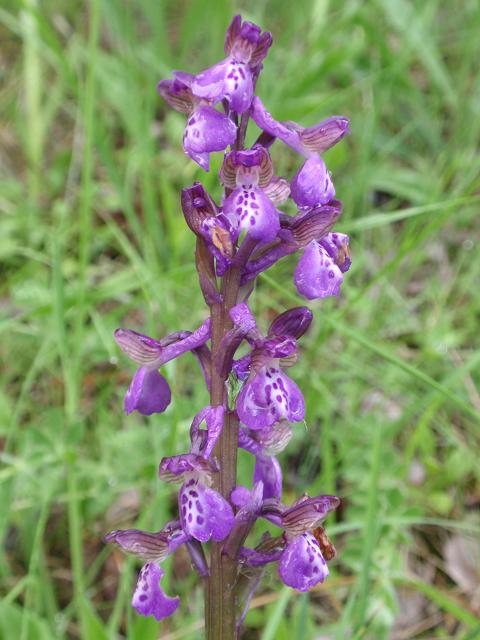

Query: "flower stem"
<box><xmin>205</xmin><ymin>238</ymin><xmax>256</xmax><ymax>640</ymax></box>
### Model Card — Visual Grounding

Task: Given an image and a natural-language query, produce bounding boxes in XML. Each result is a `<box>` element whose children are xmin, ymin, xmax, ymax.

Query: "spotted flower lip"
<box><xmin>132</xmin><ymin>563</ymin><xmax>180</xmax><ymax>621</ymax></box>
<box><xmin>157</xmin><ymin>72</ymin><xmax>237</xmax><ymax>171</ymax></box>
<box><xmin>179</xmin><ymin>476</ymin><xmax>234</xmax><ymax>543</ymax></box>
<box><xmin>221</xmin><ymin>147</ymin><xmax>288</xmax><ymax>243</ymax></box>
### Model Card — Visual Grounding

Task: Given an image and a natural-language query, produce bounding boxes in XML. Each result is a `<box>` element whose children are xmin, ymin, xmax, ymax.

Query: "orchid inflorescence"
<box><xmin>105</xmin><ymin>14</ymin><xmax>351</xmax><ymax>632</ymax></box>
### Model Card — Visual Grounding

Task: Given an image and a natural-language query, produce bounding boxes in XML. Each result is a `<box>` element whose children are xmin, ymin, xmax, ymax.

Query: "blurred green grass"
<box><xmin>1</xmin><ymin>0</ymin><xmax>479</xmax><ymax>638</ymax></box>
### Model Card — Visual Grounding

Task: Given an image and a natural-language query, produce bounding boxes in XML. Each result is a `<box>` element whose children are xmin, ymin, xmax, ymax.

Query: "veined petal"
<box><xmin>236</xmin><ymin>366</ymin><xmax>305</xmax><ymax>430</ymax></box>
<box><xmin>281</xmin><ymin>495</ymin><xmax>340</xmax><ymax>535</ymax></box>
<box><xmin>179</xmin><ymin>479</ymin><xmax>234</xmax><ymax>542</ymax></box>
<box><xmin>124</xmin><ymin>367</ymin><xmax>171</xmax><ymax>416</ymax></box>
<box><xmin>183</xmin><ymin>106</ymin><xmax>237</xmax><ymax>171</ymax></box>
<box><xmin>290</xmin><ymin>156</ymin><xmax>335</xmax><ymax>209</ymax></box>
<box><xmin>294</xmin><ymin>241</ymin><xmax>344</xmax><ymax>300</ymax></box>
<box><xmin>300</xmin><ymin>116</ymin><xmax>350</xmax><ymax>153</ymax></box>
<box><xmin>278</xmin><ymin>532</ymin><xmax>329</xmax><ymax>592</ymax></box>
<box><xmin>223</xmin><ymin>186</ymin><xmax>279</xmax><ymax>243</ymax></box>
<box><xmin>253</xmin><ymin>420</ymin><xmax>293</xmax><ymax>455</ymax></box>
<box><xmin>114</xmin><ymin>329</ymin><xmax>163</xmax><ymax>367</ymax></box>
<box><xmin>105</xmin><ymin>529</ymin><xmax>170</xmax><ymax>562</ymax></box>
<box><xmin>132</xmin><ymin>563</ymin><xmax>180</xmax><ymax>621</ymax></box>
<box><xmin>156</xmin><ymin>73</ymin><xmax>194</xmax><ymax>114</ymax></box>
<box><xmin>159</xmin><ymin>453</ymin><xmax>218</xmax><ymax>484</ymax></box>
<box><xmin>289</xmin><ymin>201</ymin><xmax>342</xmax><ymax>247</ymax></box>
<box><xmin>262</xmin><ymin>176</ymin><xmax>290</xmax><ymax>205</ymax></box>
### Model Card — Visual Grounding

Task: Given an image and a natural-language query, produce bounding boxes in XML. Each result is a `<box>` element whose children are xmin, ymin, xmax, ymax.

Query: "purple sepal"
<box><xmin>278</xmin><ymin>532</ymin><xmax>329</xmax><ymax>592</ymax></box>
<box><xmin>299</xmin><ymin>116</ymin><xmax>350</xmax><ymax>153</ymax></box>
<box><xmin>294</xmin><ymin>240</ymin><xmax>344</xmax><ymax>300</ymax></box>
<box><xmin>223</xmin><ymin>186</ymin><xmax>279</xmax><ymax>243</ymax></box>
<box><xmin>268</xmin><ymin>307</ymin><xmax>313</xmax><ymax>340</ymax></box>
<box><xmin>183</xmin><ymin>106</ymin><xmax>237</xmax><ymax>171</ymax></box>
<box><xmin>157</xmin><ymin>72</ymin><xmax>194</xmax><ymax>114</ymax></box>
<box><xmin>290</xmin><ymin>156</ymin><xmax>335</xmax><ymax>209</ymax></box>
<box><xmin>124</xmin><ymin>367</ymin><xmax>171</xmax><ymax>416</ymax></box>
<box><xmin>181</xmin><ymin>182</ymin><xmax>218</xmax><ymax>236</ymax></box>
<box><xmin>179</xmin><ymin>478</ymin><xmax>234</xmax><ymax>543</ymax></box>
<box><xmin>224</xmin><ymin>15</ymin><xmax>272</xmax><ymax>68</ymax></box>
<box><xmin>281</xmin><ymin>495</ymin><xmax>340</xmax><ymax>535</ymax></box>
<box><xmin>236</xmin><ymin>366</ymin><xmax>305</xmax><ymax>429</ymax></box>
<box><xmin>254</xmin><ymin>455</ymin><xmax>282</xmax><ymax>500</ymax></box>
<box><xmin>132</xmin><ymin>563</ymin><xmax>180</xmax><ymax>621</ymax></box>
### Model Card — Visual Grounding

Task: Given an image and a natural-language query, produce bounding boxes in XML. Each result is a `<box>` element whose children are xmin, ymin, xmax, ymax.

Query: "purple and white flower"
<box><xmin>159</xmin><ymin>453</ymin><xmax>234</xmax><ymax>543</ymax></box>
<box><xmin>192</xmin><ymin>15</ymin><xmax>272</xmax><ymax>114</ymax></box>
<box><xmin>114</xmin><ymin>319</ymin><xmax>211</xmax><ymax>416</ymax></box>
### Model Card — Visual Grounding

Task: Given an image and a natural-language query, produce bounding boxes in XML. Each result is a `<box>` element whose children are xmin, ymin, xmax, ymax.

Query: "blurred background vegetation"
<box><xmin>1</xmin><ymin>0</ymin><xmax>479</xmax><ymax>638</ymax></box>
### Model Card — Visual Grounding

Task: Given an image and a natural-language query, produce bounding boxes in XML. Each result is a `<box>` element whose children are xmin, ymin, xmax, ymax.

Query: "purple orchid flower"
<box><xmin>157</xmin><ymin>72</ymin><xmax>236</xmax><ymax>171</ymax></box>
<box><xmin>294</xmin><ymin>231</ymin><xmax>351</xmax><ymax>300</ymax></box>
<box><xmin>105</xmin><ymin>521</ymin><xmax>187</xmax><ymax>621</ymax></box>
<box><xmin>278</xmin><ymin>494</ymin><xmax>339</xmax><ymax>591</ymax></box>
<box><xmin>251</xmin><ymin>96</ymin><xmax>349</xmax><ymax>209</ymax></box>
<box><xmin>192</xmin><ymin>15</ymin><xmax>272</xmax><ymax>114</ymax></box>
<box><xmin>236</xmin><ymin>493</ymin><xmax>339</xmax><ymax>592</ymax></box>
<box><xmin>114</xmin><ymin>319</ymin><xmax>211</xmax><ymax>416</ymax></box>
<box><xmin>221</xmin><ymin>146</ymin><xmax>290</xmax><ymax>243</ymax></box>
<box><xmin>236</xmin><ymin>335</ymin><xmax>305</xmax><ymax>429</ymax></box>
<box><xmin>159</xmin><ymin>452</ymin><xmax>234</xmax><ymax>543</ymax></box>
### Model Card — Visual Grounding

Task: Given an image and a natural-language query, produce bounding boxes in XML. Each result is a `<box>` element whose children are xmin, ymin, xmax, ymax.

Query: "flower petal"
<box><xmin>294</xmin><ymin>240</ymin><xmax>344</xmax><ymax>300</ymax></box>
<box><xmin>192</xmin><ymin>59</ymin><xmax>229</xmax><ymax>102</ymax></box>
<box><xmin>132</xmin><ymin>563</ymin><xmax>180</xmax><ymax>621</ymax></box>
<box><xmin>236</xmin><ymin>366</ymin><xmax>305</xmax><ymax>430</ymax></box>
<box><xmin>251</xmin><ymin>97</ymin><xmax>304</xmax><ymax>154</ymax></box>
<box><xmin>223</xmin><ymin>186</ymin><xmax>279</xmax><ymax>243</ymax></box>
<box><xmin>223</xmin><ymin>61</ymin><xmax>254</xmax><ymax>113</ymax></box>
<box><xmin>183</xmin><ymin>106</ymin><xmax>237</xmax><ymax>171</ymax></box>
<box><xmin>278</xmin><ymin>533</ymin><xmax>329</xmax><ymax>592</ymax></box>
<box><xmin>300</xmin><ymin>116</ymin><xmax>350</xmax><ymax>153</ymax></box>
<box><xmin>124</xmin><ymin>367</ymin><xmax>171</xmax><ymax>416</ymax></box>
<box><xmin>114</xmin><ymin>329</ymin><xmax>163</xmax><ymax>367</ymax></box>
<box><xmin>290</xmin><ymin>156</ymin><xmax>335</xmax><ymax>209</ymax></box>
<box><xmin>179</xmin><ymin>479</ymin><xmax>234</xmax><ymax>542</ymax></box>
<box><xmin>254</xmin><ymin>455</ymin><xmax>282</xmax><ymax>500</ymax></box>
